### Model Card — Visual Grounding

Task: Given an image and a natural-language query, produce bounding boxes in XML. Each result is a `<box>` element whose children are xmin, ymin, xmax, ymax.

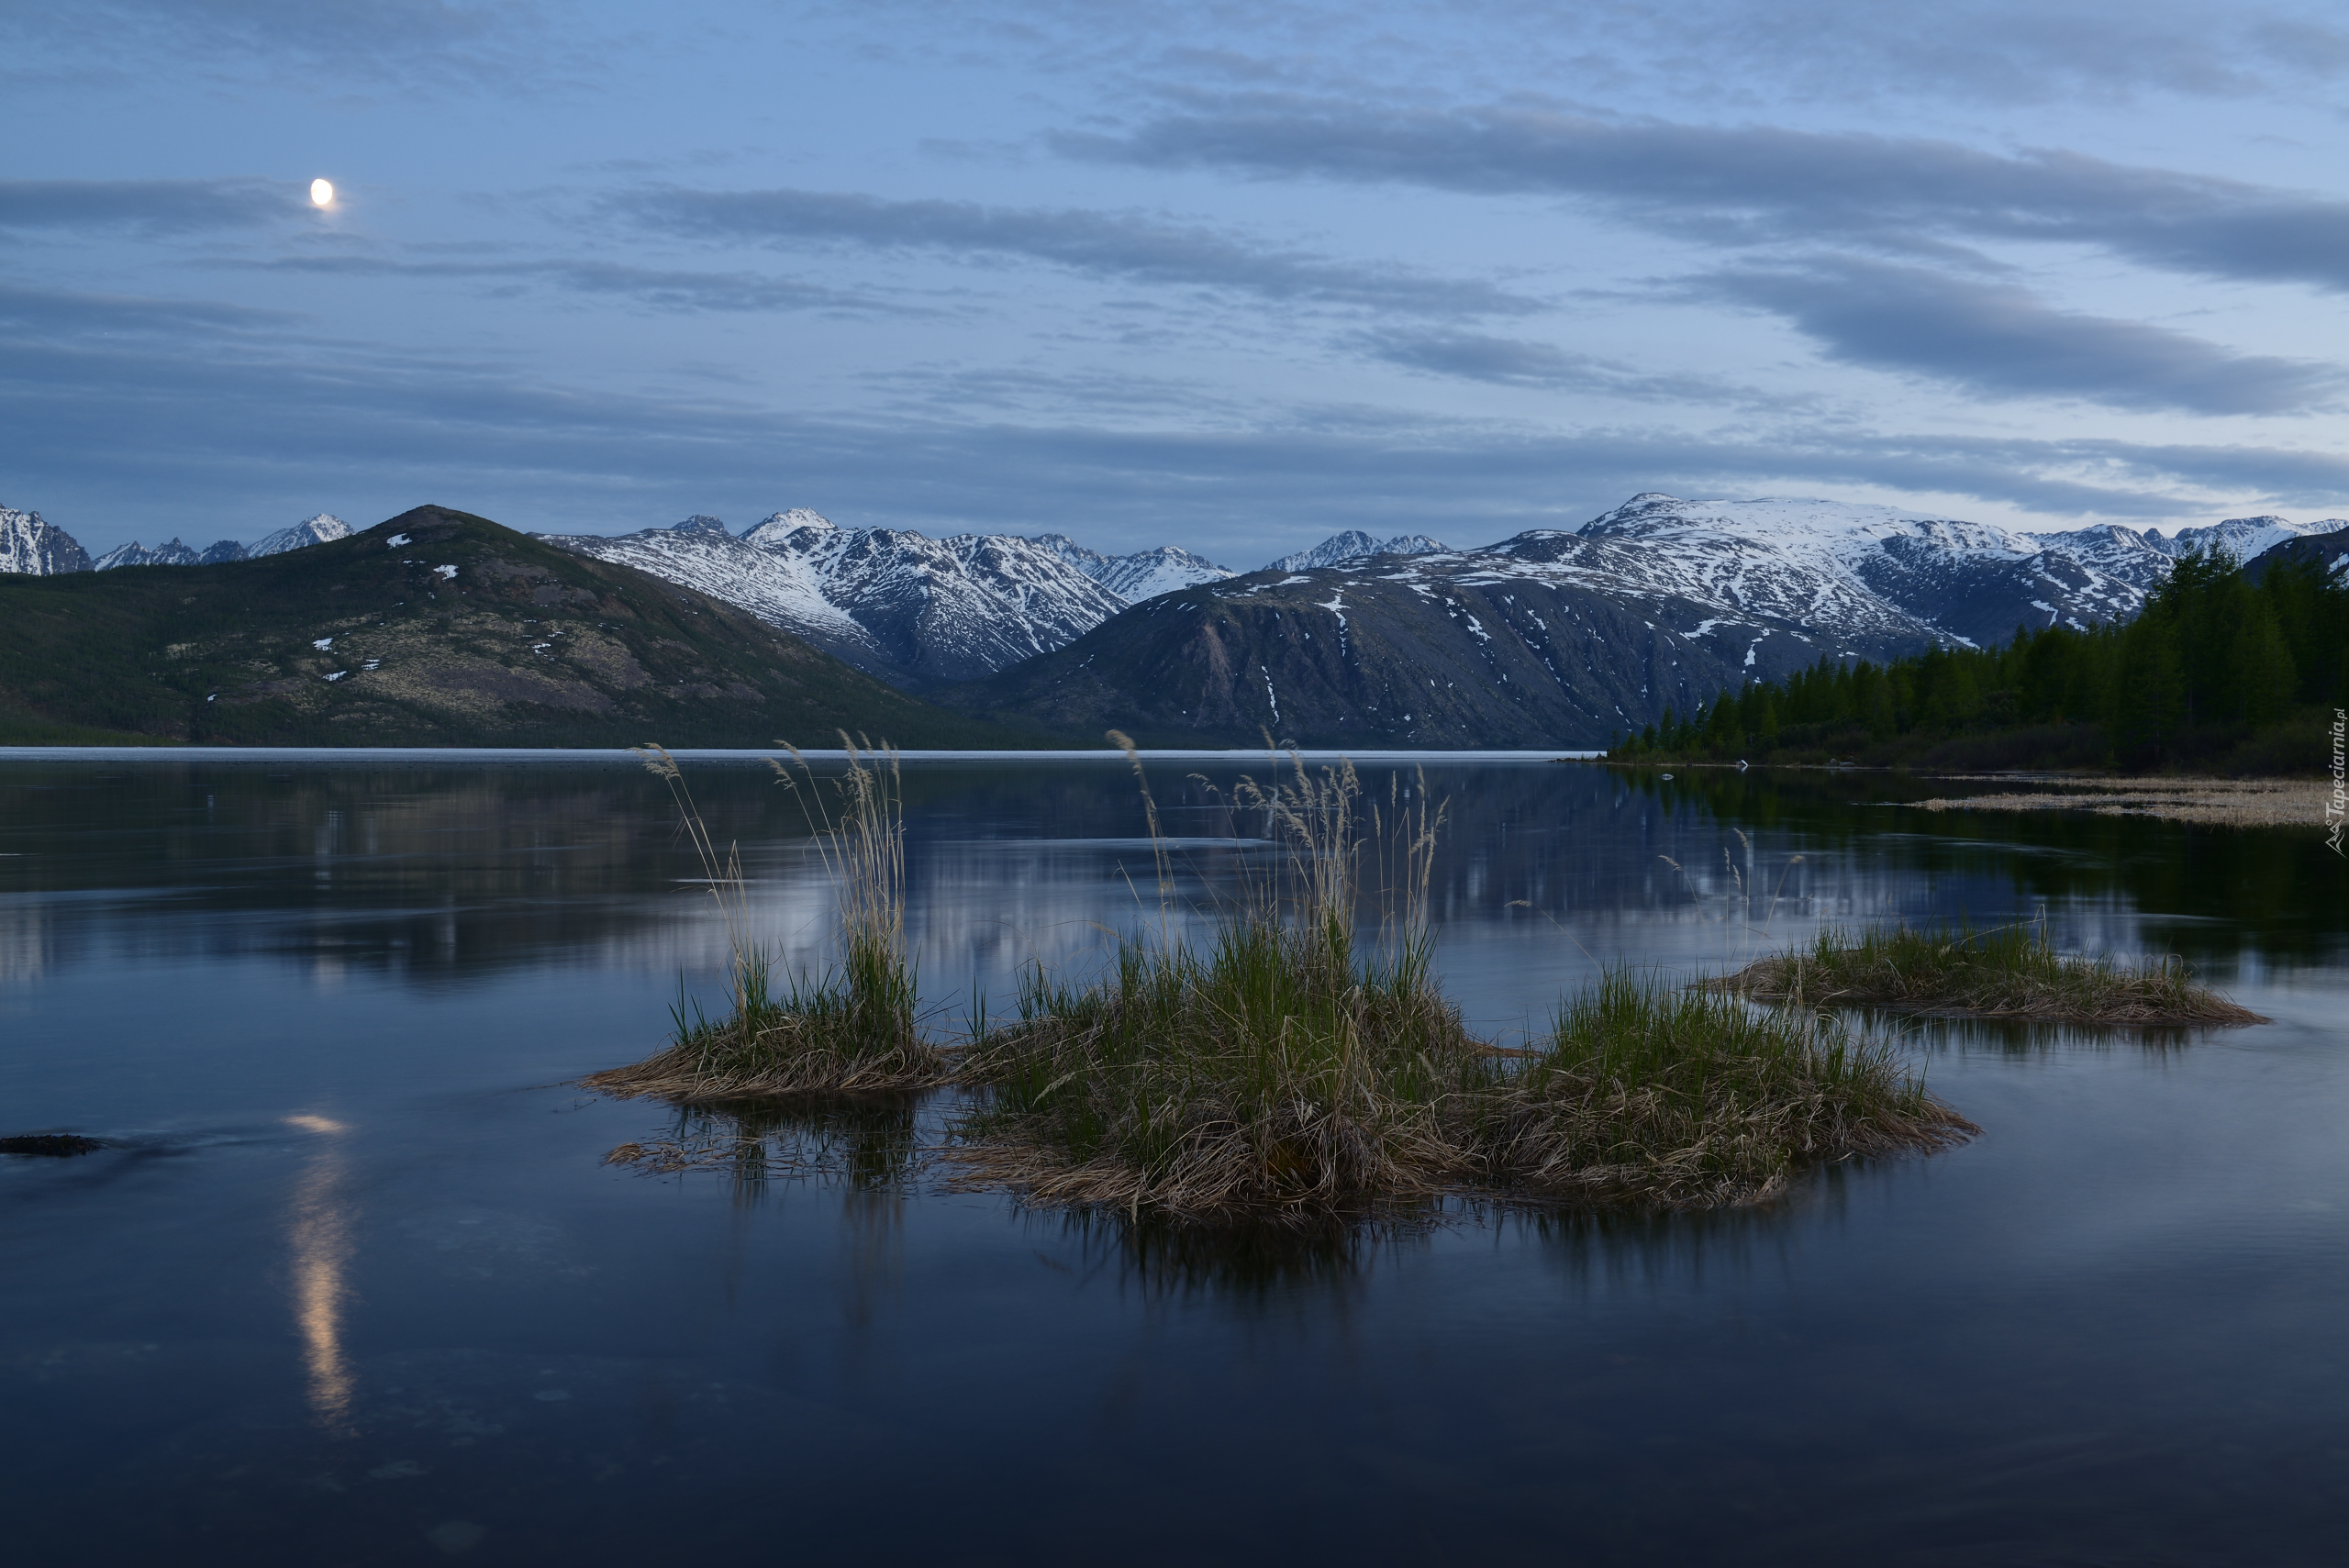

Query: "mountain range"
<box><xmin>0</xmin><ymin>506</ymin><xmax>1026</xmax><ymax>748</ymax></box>
<box><xmin>934</xmin><ymin>495</ymin><xmax>2349</xmax><ymax>748</ymax></box>
<box><xmin>7</xmin><ymin>494</ymin><xmax>2342</xmax><ymax>750</ymax></box>
<box><xmin>540</xmin><ymin>511</ymin><xmax>1233</xmax><ymax>689</ymax></box>
<box><xmin>0</xmin><ymin>510</ymin><xmax>354</xmax><ymax>574</ymax></box>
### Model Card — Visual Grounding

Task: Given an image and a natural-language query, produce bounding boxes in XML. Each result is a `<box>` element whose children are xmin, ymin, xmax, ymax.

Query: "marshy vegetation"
<box><xmin>1709</xmin><ymin>920</ymin><xmax>2266</xmax><ymax>1027</ymax></box>
<box><xmin>594</xmin><ymin>740</ymin><xmax>1976</xmax><ymax>1221</ymax></box>
<box><xmin>582</xmin><ymin>740</ymin><xmax>951</xmax><ymax>1101</ymax></box>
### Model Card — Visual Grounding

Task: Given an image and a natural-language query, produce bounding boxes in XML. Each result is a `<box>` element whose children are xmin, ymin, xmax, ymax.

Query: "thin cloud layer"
<box><xmin>610</xmin><ymin>185</ymin><xmax>1542</xmax><ymax>317</ymax></box>
<box><xmin>0</xmin><ymin>178</ymin><xmax>298</xmax><ymax>236</ymax></box>
<box><xmin>1700</xmin><ymin>259</ymin><xmax>2343</xmax><ymax>415</ymax></box>
<box><xmin>1065</xmin><ymin>104</ymin><xmax>2349</xmax><ymax>294</ymax></box>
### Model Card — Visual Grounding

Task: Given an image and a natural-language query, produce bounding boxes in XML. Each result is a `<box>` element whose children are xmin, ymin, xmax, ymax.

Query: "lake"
<box><xmin>4</xmin><ymin>750</ymin><xmax>2346</xmax><ymax>1565</ymax></box>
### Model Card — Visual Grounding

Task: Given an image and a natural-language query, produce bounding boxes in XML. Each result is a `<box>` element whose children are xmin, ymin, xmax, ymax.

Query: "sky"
<box><xmin>5</xmin><ymin>0</ymin><xmax>2348</xmax><ymax>563</ymax></box>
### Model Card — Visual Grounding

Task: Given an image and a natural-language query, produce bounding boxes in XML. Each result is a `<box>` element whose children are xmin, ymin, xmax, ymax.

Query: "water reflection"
<box><xmin>283</xmin><ymin>1115</ymin><xmax>355</xmax><ymax>1429</ymax></box>
<box><xmin>612</xmin><ymin>1093</ymin><xmax>925</xmax><ymax>1191</ymax></box>
<box><xmin>1044</xmin><ymin>1207</ymin><xmax>1426</xmax><ymax>1308</ymax></box>
<box><xmin>3</xmin><ymin>759</ymin><xmax>2341</xmax><ymax>1005</ymax></box>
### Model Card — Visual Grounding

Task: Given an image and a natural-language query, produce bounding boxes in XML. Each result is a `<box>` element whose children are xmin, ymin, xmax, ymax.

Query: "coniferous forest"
<box><xmin>1612</xmin><ymin>550</ymin><xmax>2349</xmax><ymax>773</ymax></box>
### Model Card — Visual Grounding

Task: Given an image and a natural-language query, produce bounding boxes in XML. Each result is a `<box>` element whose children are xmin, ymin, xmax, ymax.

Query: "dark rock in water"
<box><xmin>0</xmin><ymin>1133</ymin><xmax>106</xmax><ymax>1156</ymax></box>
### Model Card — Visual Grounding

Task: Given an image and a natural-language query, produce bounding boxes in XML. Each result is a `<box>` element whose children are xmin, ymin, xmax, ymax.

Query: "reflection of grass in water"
<box><xmin>606</xmin><ymin>1093</ymin><xmax>919</xmax><ymax>1190</ymax></box>
<box><xmin>1876</xmin><ymin>1010</ymin><xmax>2199</xmax><ymax>1058</ymax></box>
<box><xmin>1710</xmin><ymin>920</ymin><xmax>2266</xmax><ymax>1028</ymax></box>
<box><xmin>1044</xmin><ymin>1207</ymin><xmax>1416</xmax><ymax>1306</ymax></box>
<box><xmin>584</xmin><ymin>739</ymin><xmax>951</xmax><ymax>1100</ymax></box>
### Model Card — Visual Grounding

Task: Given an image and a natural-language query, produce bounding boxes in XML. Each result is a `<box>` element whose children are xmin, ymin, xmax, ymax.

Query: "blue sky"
<box><xmin>5</xmin><ymin>0</ymin><xmax>2347</xmax><ymax>562</ymax></box>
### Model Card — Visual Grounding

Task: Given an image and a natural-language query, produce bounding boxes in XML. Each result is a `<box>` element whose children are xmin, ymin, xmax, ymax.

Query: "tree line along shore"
<box><xmin>1612</xmin><ymin>548</ymin><xmax>2348</xmax><ymax>776</ymax></box>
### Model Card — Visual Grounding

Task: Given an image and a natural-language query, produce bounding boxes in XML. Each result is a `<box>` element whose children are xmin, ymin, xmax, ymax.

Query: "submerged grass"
<box><xmin>1709</xmin><ymin>921</ymin><xmax>2266</xmax><ymax>1027</ymax></box>
<box><xmin>584</xmin><ymin>737</ymin><xmax>952</xmax><ymax>1102</ymax></box>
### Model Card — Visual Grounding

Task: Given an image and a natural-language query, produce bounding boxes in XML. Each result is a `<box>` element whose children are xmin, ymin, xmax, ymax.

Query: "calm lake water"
<box><xmin>4</xmin><ymin>751</ymin><xmax>2346</xmax><ymax>1566</ymax></box>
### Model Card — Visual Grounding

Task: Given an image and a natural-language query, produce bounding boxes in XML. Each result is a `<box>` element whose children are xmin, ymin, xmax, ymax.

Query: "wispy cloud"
<box><xmin>1696</xmin><ymin>258</ymin><xmax>2343</xmax><ymax>414</ymax></box>
<box><xmin>236</xmin><ymin>254</ymin><xmax>921</xmax><ymax>316</ymax></box>
<box><xmin>0</xmin><ymin>178</ymin><xmax>299</xmax><ymax>236</ymax></box>
<box><xmin>607</xmin><ymin>184</ymin><xmax>1544</xmax><ymax>317</ymax></box>
<box><xmin>1360</xmin><ymin>328</ymin><xmax>1788</xmax><ymax>406</ymax></box>
<box><xmin>1063</xmin><ymin>101</ymin><xmax>2349</xmax><ymax>294</ymax></box>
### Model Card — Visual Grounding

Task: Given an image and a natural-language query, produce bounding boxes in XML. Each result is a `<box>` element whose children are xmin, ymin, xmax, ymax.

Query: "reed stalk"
<box><xmin>584</xmin><ymin>736</ymin><xmax>951</xmax><ymax>1101</ymax></box>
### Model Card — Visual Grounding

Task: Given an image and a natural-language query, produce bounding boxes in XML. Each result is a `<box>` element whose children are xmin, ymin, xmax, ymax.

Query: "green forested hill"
<box><xmin>1614</xmin><ymin>545</ymin><xmax>2349</xmax><ymax>774</ymax></box>
<box><xmin>0</xmin><ymin>505</ymin><xmax>1052</xmax><ymax>749</ymax></box>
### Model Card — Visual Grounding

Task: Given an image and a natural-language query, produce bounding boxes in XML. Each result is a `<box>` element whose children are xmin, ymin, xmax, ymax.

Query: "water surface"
<box><xmin>4</xmin><ymin>754</ymin><xmax>2345</xmax><ymax>1565</ymax></box>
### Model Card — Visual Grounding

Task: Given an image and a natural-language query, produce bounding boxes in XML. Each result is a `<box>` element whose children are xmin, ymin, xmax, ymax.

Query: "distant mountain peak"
<box><xmin>1032</xmin><ymin>533</ymin><xmax>1233</xmax><ymax>602</ymax></box>
<box><xmin>1266</xmin><ymin>531</ymin><xmax>1448</xmax><ymax>573</ymax></box>
<box><xmin>251</xmin><ymin>514</ymin><xmax>353</xmax><ymax>557</ymax></box>
<box><xmin>672</xmin><ymin>514</ymin><xmax>730</xmax><ymax>535</ymax></box>
<box><xmin>96</xmin><ymin>538</ymin><xmax>203</xmax><ymax>570</ymax></box>
<box><xmin>741</xmin><ymin>508</ymin><xmax>836</xmax><ymax>547</ymax></box>
<box><xmin>0</xmin><ymin>508</ymin><xmax>95</xmax><ymax>575</ymax></box>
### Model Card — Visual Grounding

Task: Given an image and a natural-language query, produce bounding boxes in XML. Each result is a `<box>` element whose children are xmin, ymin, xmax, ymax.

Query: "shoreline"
<box><xmin>1909</xmin><ymin>775</ymin><xmax>2328</xmax><ymax>829</ymax></box>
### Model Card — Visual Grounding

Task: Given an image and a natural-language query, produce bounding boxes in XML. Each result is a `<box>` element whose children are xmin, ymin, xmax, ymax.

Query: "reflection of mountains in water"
<box><xmin>1</xmin><ymin>757</ymin><xmax>2333</xmax><ymax>989</ymax></box>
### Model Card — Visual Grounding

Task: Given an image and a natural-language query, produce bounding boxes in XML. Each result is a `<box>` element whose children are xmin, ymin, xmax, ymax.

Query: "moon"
<box><xmin>310</xmin><ymin>178</ymin><xmax>335</xmax><ymax>207</ymax></box>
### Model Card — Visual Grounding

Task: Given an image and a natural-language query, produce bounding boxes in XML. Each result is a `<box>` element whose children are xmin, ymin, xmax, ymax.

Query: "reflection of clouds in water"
<box><xmin>284</xmin><ymin>1117</ymin><xmax>357</xmax><ymax>1428</ymax></box>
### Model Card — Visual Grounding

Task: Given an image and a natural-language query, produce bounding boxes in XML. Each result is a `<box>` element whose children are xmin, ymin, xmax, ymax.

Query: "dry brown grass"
<box><xmin>1710</xmin><ymin>921</ymin><xmax>2266</xmax><ymax>1027</ymax></box>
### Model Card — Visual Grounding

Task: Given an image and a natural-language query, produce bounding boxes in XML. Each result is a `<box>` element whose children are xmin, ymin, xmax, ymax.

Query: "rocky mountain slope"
<box><xmin>2244</xmin><ymin>529</ymin><xmax>2349</xmax><ymax>584</ymax></box>
<box><xmin>544</xmin><ymin>511</ymin><xmax>1222</xmax><ymax>689</ymax></box>
<box><xmin>0</xmin><ymin>509</ymin><xmax>93</xmax><ymax>575</ymax></box>
<box><xmin>936</xmin><ymin>495</ymin><xmax>2347</xmax><ymax>749</ymax></box>
<box><xmin>0</xmin><ymin>506</ymin><xmax>1041</xmax><ymax>748</ymax></box>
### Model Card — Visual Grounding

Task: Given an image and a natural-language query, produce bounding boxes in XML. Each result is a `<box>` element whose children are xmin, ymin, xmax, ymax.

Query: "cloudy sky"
<box><xmin>6</xmin><ymin>0</ymin><xmax>2348</xmax><ymax>562</ymax></box>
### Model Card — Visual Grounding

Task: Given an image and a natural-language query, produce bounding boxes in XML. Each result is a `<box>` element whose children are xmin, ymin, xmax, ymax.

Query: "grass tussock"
<box><xmin>582</xmin><ymin>738</ymin><xmax>952</xmax><ymax>1101</ymax></box>
<box><xmin>953</xmin><ymin>744</ymin><xmax>1969</xmax><ymax>1223</ymax></box>
<box><xmin>1469</xmin><ymin>972</ymin><xmax>1975</xmax><ymax>1208</ymax></box>
<box><xmin>1710</xmin><ymin>921</ymin><xmax>2266</xmax><ymax>1027</ymax></box>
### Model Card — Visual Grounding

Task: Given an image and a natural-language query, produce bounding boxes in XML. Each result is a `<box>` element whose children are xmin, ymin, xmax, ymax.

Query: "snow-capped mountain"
<box><xmin>940</xmin><ymin>494</ymin><xmax>2312</xmax><ymax>749</ymax></box>
<box><xmin>251</xmin><ymin>513</ymin><xmax>353</xmax><ymax>556</ymax></box>
<box><xmin>543</xmin><ymin>511</ymin><xmax>1144</xmax><ymax>688</ymax></box>
<box><xmin>2023</xmin><ymin>515</ymin><xmax>2348</xmax><ymax>589</ymax></box>
<box><xmin>1563</xmin><ymin>494</ymin><xmax>2156</xmax><ymax>649</ymax></box>
<box><xmin>95</xmin><ymin>538</ymin><xmax>206</xmax><ymax>569</ymax></box>
<box><xmin>1030</xmin><ymin>534</ymin><xmax>1233</xmax><ymax>601</ymax></box>
<box><xmin>1267</xmin><ymin>531</ymin><xmax>1447</xmax><ymax>573</ymax></box>
<box><xmin>0</xmin><ymin>509</ymin><xmax>94</xmax><ymax>574</ymax></box>
<box><xmin>94</xmin><ymin>514</ymin><xmax>355</xmax><ymax>570</ymax></box>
